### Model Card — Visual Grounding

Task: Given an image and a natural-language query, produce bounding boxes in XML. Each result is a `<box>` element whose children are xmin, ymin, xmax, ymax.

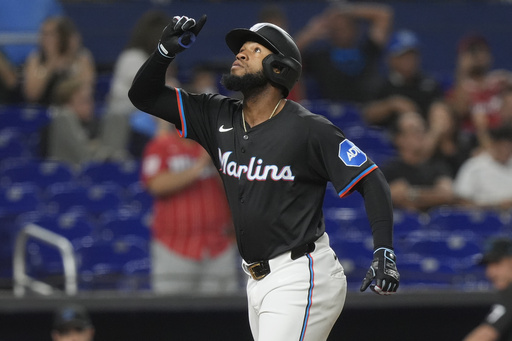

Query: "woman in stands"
<box><xmin>22</xmin><ymin>15</ymin><xmax>96</xmax><ymax>106</ymax></box>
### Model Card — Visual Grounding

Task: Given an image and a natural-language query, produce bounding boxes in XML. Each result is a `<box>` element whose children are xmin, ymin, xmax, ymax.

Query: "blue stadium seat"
<box><xmin>0</xmin><ymin>105</ymin><xmax>49</xmax><ymax>134</ymax></box>
<box><xmin>428</xmin><ymin>206</ymin><xmax>506</xmax><ymax>236</ymax></box>
<box><xmin>398</xmin><ymin>254</ymin><xmax>458</xmax><ymax>288</ymax></box>
<box><xmin>79</xmin><ymin>160</ymin><xmax>141</xmax><ymax>187</ymax></box>
<box><xmin>330</xmin><ymin>238</ymin><xmax>373</xmax><ymax>289</ymax></box>
<box><xmin>76</xmin><ymin>238</ymin><xmax>149</xmax><ymax>290</ymax></box>
<box><xmin>97</xmin><ymin>208</ymin><xmax>151</xmax><ymax>247</ymax></box>
<box><xmin>18</xmin><ymin>210</ymin><xmax>96</xmax><ymax>245</ymax></box>
<box><xmin>405</xmin><ymin>237</ymin><xmax>481</xmax><ymax>259</ymax></box>
<box><xmin>15</xmin><ymin>210</ymin><xmax>94</xmax><ymax>283</ymax></box>
<box><xmin>0</xmin><ymin>129</ymin><xmax>32</xmax><ymax>159</ymax></box>
<box><xmin>0</xmin><ymin>159</ymin><xmax>75</xmax><ymax>189</ymax></box>
<box><xmin>121</xmin><ymin>257</ymin><xmax>151</xmax><ymax>291</ymax></box>
<box><xmin>0</xmin><ymin>182</ymin><xmax>42</xmax><ymax>215</ymax></box>
<box><xmin>125</xmin><ymin>181</ymin><xmax>154</xmax><ymax>213</ymax></box>
<box><xmin>46</xmin><ymin>182</ymin><xmax>123</xmax><ymax>216</ymax></box>
<box><xmin>393</xmin><ymin>210</ymin><xmax>427</xmax><ymax>233</ymax></box>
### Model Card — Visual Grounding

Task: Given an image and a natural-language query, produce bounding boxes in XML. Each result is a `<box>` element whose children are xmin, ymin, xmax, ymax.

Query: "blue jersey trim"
<box><xmin>175</xmin><ymin>88</ymin><xmax>187</xmax><ymax>138</ymax></box>
<box><xmin>299</xmin><ymin>254</ymin><xmax>315</xmax><ymax>340</ymax></box>
<box><xmin>338</xmin><ymin>164</ymin><xmax>378</xmax><ymax>198</ymax></box>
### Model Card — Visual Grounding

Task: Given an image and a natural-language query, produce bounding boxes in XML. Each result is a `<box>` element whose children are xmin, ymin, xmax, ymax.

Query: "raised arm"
<box><xmin>128</xmin><ymin>15</ymin><xmax>207</xmax><ymax>128</ymax></box>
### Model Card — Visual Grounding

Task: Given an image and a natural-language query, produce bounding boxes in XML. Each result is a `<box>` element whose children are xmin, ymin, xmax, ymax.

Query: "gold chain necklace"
<box><xmin>242</xmin><ymin>98</ymin><xmax>283</xmax><ymax>133</ymax></box>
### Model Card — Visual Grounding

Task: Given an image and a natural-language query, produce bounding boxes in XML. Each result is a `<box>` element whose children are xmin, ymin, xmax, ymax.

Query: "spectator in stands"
<box><xmin>22</xmin><ymin>15</ymin><xmax>96</xmax><ymax>106</ymax></box>
<box><xmin>141</xmin><ymin>118</ymin><xmax>239</xmax><ymax>295</ymax></box>
<box><xmin>257</xmin><ymin>4</ymin><xmax>305</xmax><ymax>102</ymax></box>
<box><xmin>41</xmin><ymin>78</ymin><xmax>116</xmax><ymax>167</ymax></box>
<box><xmin>362</xmin><ymin>29</ymin><xmax>447</xmax><ymax>128</ymax></box>
<box><xmin>0</xmin><ymin>49</ymin><xmax>21</xmax><ymax>104</ymax></box>
<box><xmin>258</xmin><ymin>3</ymin><xmax>288</xmax><ymax>28</ymax></box>
<box><xmin>294</xmin><ymin>2</ymin><xmax>393</xmax><ymax>102</ymax></box>
<box><xmin>51</xmin><ymin>304</ymin><xmax>95</xmax><ymax>341</ymax></box>
<box><xmin>101</xmin><ymin>10</ymin><xmax>173</xmax><ymax>160</ymax></box>
<box><xmin>453</xmin><ymin>124</ymin><xmax>512</xmax><ymax>211</ymax></box>
<box><xmin>498</xmin><ymin>86</ymin><xmax>512</xmax><ymax>126</ymax></box>
<box><xmin>0</xmin><ymin>0</ymin><xmax>63</xmax><ymax>66</ymax></box>
<box><xmin>430</xmin><ymin>107</ymin><xmax>475</xmax><ymax>178</ymax></box>
<box><xmin>445</xmin><ymin>33</ymin><xmax>512</xmax><ymax>151</ymax></box>
<box><xmin>183</xmin><ymin>64</ymin><xmax>219</xmax><ymax>94</ymax></box>
<box><xmin>381</xmin><ymin>111</ymin><xmax>455</xmax><ymax>212</ymax></box>
<box><xmin>463</xmin><ymin>237</ymin><xmax>512</xmax><ymax>341</ymax></box>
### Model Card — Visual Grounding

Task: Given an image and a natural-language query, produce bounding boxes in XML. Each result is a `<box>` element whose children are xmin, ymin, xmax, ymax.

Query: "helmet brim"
<box><xmin>225</xmin><ymin>28</ymin><xmax>279</xmax><ymax>56</ymax></box>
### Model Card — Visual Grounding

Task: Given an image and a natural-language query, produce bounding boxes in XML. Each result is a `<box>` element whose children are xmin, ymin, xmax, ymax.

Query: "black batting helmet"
<box><xmin>225</xmin><ymin>23</ymin><xmax>302</xmax><ymax>98</ymax></box>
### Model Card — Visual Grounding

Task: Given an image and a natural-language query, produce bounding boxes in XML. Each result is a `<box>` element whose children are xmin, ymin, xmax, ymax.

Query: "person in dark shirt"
<box><xmin>0</xmin><ymin>49</ymin><xmax>21</xmax><ymax>104</ymax></box>
<box><xmin>464</xmin><ymin>237</ymin><xmax>512</xmax><ymax>341</ymax></box>
<box><xmin>294</xmin><ymin>2</ymin><xmax>393</xmax><ymax>102</ymax></box>
<box><xmin>363</xmin><ymin>29</ymin><xmax>446</xmax><ymax>127</ymax></box>
<box><xmin>381</xmin><ymin>111</ymin><xmax>455</xmax><ymax>211</ymax></box>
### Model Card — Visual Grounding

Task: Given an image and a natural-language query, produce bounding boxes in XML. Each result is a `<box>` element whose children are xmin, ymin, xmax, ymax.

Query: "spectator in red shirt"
<box><xmin>446</xmin><ymin>34</ymin><xmax>512</xmax><ymax>151</ymax></box>
<box><xmin>141</xmin><ymin>118</ymin><xmax>239</xmax><ymax>294</ymax></box>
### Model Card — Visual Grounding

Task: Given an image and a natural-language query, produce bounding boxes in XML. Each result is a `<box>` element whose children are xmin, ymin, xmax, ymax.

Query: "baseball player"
<box><xmin>128</xmin><ymin>15</ymin><xmax>399</xmax><ymax>341</ymax></box>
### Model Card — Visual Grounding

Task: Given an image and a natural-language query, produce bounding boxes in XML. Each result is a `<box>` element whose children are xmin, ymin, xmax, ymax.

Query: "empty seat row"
<box><xmin>0</xmin><ymin>158</ymin><xmax>142</xmax><ymax>188</ymax></box>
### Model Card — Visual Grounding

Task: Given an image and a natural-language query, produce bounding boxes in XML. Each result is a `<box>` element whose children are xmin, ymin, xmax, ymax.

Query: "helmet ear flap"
<box><xmin>262</xmin><ymin>54</ymin><xmax>301</xmax><ymax>98</ymax></box>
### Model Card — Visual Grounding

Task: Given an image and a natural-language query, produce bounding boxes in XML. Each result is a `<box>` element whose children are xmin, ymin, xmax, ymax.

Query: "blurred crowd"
<box><xmin>1</xmin><ymin>1</ymin><xmax>509</xmax><ymax>212</ymax></box>
<box><xmin>0</xmin><ymin>1</ymin><xmax>511</xmax><ymax>296</ymax></box>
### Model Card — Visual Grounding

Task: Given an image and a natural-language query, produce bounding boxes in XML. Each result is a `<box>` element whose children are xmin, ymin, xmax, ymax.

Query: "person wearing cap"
<box><xmin>363</xmin><ymin>29</ymin><xmax>455</xmax><ymax>171</ymax></box>
<box><xmin>51</xmin><ymin>304</ymin><xmax>94</xmax><ymax>341</ymax></box>
<box><xmin>129</xmin><ymin>14</ymin><xmax>399</xmax><ymax>341</ymax></box>
<box><xmin>463</xmin><ymin>237</ymin><xmax>512</xmax><ymax>341</ymax></box>
<box><xmin>362</xmin><ymin>29</ymin><xmax>446</xmax><ymax>128</ymax></box>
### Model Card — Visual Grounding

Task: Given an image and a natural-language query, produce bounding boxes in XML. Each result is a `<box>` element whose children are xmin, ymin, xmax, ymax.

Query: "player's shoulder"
<box><xmin>287</xmin><ymin>100</ymin><xmax>344</xmax><ymax>137</ymax></box>
<box><xmin>287</xmin><ymin>100</ymin><xmax>336</xmax><ymax>126</ymax></box>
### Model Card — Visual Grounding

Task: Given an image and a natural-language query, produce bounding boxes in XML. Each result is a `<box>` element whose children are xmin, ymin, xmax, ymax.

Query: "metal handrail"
<box><xmin>13</xmin><ymin>224</ymin><xmax>77</xmax><ymax>296</ymax></box>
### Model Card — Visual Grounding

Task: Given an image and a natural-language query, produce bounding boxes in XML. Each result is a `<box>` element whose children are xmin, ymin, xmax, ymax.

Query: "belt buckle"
<box><xmin>248</xmin><ymin>262</ymin><xmax>267</xmax><ymax>280</ymax></box>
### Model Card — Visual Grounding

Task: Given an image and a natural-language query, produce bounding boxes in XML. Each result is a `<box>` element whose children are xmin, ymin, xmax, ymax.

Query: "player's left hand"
<box><xmin>360</xmin><ymin>247</ymin><xmax>399</xmax><ymax>295</ymax></box>
<box><xmin>158</xmin><ymin>14</ymin><xmax>207</xmax><ymax>58</ymax></box>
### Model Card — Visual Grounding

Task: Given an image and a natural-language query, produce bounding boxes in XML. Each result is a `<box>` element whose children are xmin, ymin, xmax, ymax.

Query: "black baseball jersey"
<box><xmin>169</xmin><ymin>89</ymin><xmax>377</xmax><ymax>263</ymax></box>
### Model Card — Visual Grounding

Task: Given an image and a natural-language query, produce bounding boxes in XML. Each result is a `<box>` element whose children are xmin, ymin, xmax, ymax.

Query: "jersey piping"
<box><xmin>175</xmin><ymin>88</ymin><xmax>187</xmax><ymax>138</ymax></box>
<box><xmin>299</xmin><ymin>254</ymin><xmax>315</xmax><ymax>341</ymax></box>
<box><xmin>338</xmin><ymin>164</ymin><xmax>378</xmax><ymax>198</ymax></box>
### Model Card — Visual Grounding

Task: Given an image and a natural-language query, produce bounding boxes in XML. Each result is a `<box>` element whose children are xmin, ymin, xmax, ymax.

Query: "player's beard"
<box><xmin>221</xmin><ymin>70</ymin><xmax>268</xmax><ymax>96</ymax></box>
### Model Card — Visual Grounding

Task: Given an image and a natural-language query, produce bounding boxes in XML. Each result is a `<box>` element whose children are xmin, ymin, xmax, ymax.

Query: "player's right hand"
<box><xmin>158</xmin><ymin>14</ymin><xmax>207</xmax><ymax>58</ymax></box>
<box><xmin>360</xmin><ymin>247</ymin><xmax>400</xmax><ymax>295</ymax></box>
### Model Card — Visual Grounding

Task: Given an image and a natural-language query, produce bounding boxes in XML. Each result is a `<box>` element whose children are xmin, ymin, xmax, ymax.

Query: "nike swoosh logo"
<box><xmin>219</xmin><ymin>125</ymin><xmax>233</xmax><ymax>132</ymax></box>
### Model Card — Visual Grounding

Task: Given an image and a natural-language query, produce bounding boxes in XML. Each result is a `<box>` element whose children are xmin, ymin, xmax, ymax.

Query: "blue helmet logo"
<box><xmin>339</xmin><ymin>140</ymin><xmax>367</xmax><ymax>167</ymax></box>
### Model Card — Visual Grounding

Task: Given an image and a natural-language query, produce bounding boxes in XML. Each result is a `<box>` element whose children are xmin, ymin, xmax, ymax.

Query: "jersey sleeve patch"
<box><xmin>338</xmin><ymin>139</ymin><xmax>367</xmax><ymax>167</ymax></box>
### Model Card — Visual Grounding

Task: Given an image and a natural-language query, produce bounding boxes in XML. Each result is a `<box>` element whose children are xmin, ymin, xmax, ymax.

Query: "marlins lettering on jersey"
<box><xmin>218</xmin><ymin>149</ymin><xmax>295</xmax><ymax>181</ymax></box>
